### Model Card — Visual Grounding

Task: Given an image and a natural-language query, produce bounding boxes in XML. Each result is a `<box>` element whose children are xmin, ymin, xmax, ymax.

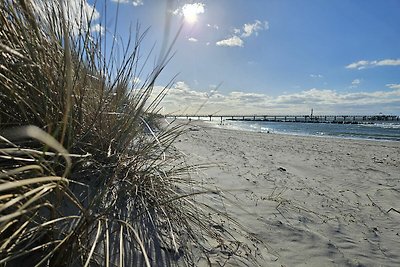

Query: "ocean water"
<box><xmin>215</xmin><ymin>120</ymin><xmax>400</xmax><ymax>142</ymax></box>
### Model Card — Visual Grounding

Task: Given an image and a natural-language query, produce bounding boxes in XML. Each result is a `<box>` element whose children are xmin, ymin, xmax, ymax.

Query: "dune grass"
<box><xmin>0</xmin><ymin>1</ymin><xmax>261</xmax><ymax>266</ymax></box>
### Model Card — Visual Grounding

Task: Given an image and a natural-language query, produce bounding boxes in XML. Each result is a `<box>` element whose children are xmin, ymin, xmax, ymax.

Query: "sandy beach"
<box><xmin>173</xmin><ymin>120</ymin><xmax>400</xmax><ymax>266</ymax></box>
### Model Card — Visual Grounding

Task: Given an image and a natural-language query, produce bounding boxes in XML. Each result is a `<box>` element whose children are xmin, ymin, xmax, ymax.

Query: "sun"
<box><xmin>182</xmin><ymin>6</ymin><xmax>198</xmax><ymax>23</ymax></box>
<box><xmin>182</xmin><ymin>3</ymin><xmax>205</xmax><ymax>24</ymax></box>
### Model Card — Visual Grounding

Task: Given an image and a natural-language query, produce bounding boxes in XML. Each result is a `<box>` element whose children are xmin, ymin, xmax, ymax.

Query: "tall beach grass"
<box><xmin>0</xmin><ymin>0</ymin><xmax>262</xmax><ymax>266</ymax></box>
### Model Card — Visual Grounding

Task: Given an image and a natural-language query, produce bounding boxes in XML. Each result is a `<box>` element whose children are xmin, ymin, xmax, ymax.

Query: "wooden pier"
<box><xmin>167</xmin><ymin>114</ymin><xmax>400</xmax><ymax>124</ymax></box>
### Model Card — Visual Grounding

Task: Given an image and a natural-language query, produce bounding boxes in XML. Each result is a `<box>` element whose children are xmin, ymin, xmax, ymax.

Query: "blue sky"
<box><xmin>87</xmin><ymin>0</ymin><xmax>400</xmax><ymax>115</ymax></box>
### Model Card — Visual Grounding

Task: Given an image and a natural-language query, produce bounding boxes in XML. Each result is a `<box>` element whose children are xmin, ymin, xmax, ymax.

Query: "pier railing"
<box><xmin>166</xmin><ymin>114</ymin><xmax>399</xmax><ymax>124</ymax></box>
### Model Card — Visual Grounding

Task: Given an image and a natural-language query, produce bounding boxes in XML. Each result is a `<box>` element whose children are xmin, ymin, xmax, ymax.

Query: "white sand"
<box><xmin>173</xmin><ymin>120</ymin><xmax>400</xmax><ymax>266</ymax></box>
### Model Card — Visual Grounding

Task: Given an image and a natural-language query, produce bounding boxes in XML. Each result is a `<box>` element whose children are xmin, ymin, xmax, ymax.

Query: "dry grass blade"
<box><xmin>0</xmin><ymin>177</ymin><xmax>67</xmax><ymax>193</ymax></box>
<box><xmin>119</xmin><ymin>225</ymin><xmax>124</xmax><ymax>267</ymax></box>
<box><xmin>0</xmin><ymin>183</ymin><xmax>55</xmax><ymax>213</ymax></box>
<box><xmin>84</xmin><ymin>220</ymin><xmax>102</xmax><ymax>267</ymax></box>
<box><xmin>2</xmin><ymin>126</ymin><xmax>72</xmax><ymax>177</ymax></box>
<box><xmin>104</xmin><ymin>220</ymin><xmax>110</xmax><ymax>267</ymax></box>
<box><xmin>0</xmin><ymin>165</ymin><xmax>44</xmax><ymax>178</ymax></box>
<box><xmin>119</xmin><ymin>220</ymin><xmax>151</xmax><ymax>267</ymax></box>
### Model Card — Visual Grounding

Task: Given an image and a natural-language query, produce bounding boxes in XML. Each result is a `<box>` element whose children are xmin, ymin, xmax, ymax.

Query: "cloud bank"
<box><xmin>152</xmin><ymin>81</ymin><xmax>400</xmax><ymax>115</ymax></box>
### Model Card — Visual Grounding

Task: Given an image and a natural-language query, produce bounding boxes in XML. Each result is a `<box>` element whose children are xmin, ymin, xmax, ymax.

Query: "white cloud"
<box><xmin>346</xmin><ymin>59</ymin><xmax>400</xmax><ymax>70</ymax></box>
<box><xmin>151</xmin><ymin>82</ymin><xmax>400</xmax><ymax>115</ymax></box>
<box><xmin>90</xmin><ymin>24</ymin><xmax>104</xmax><ymax>35</ymax></box>
<box><xmin>207</xmin><ymin>24</ymin><xmax>219</xmax><ymax>30</ymax></box>
<box><xmin>386</xmin><ymin>83</ymin><xmax>400</xmax><ymax>90</ymax></box>
<box><xmin>350</xmin><ymin>79</ymin><xmax>361</xmax><ymax>88</ymax></box>
<box><xmin>345</xmin><ymin>60</ymin><xmax>369</xmax><ymax>70</ymax></box>
<box><xmin>111</xmin><ymin>0</ymin><xmax>143</xmax><ymax>6</ymax></box>
<box><xmin>133</xmin><ymin>0</ymin><xmax>144</xmax><ymax>6</ymax></box>
<box><xmin>217</xmin><ymin>20</ymin><xmax>268</xmax><ymax>48</ymax></box>
<box><xmin>376</xmin><ymin>59</ymin><xmax>400</xmax><ymax>66</ymax></box>
<box><xmin>241</xmin><ymin>20</ymin><xmax>269</xmax><ymax>38</ymax></box>
<box><xmin>310</xmin><ymin>74</ymin><xmax>323</xmax><ymax>78</ymax></box>
<box><xmin>173</xmin><ymin>3</ymin><xmax>205</xmax><ymax>23</ymax></box>
<box><xmin>188</xmin><ymin>37</ymin><xmax>198</xmax><ymax>42</ymax></box>
<box><xmin>32</xmin><ymin>0</ymin><xmax>100</xmax><ymax>35</ymax></box>
<box><xmin>132</xmin><ymin>77</ymin><xmax>141</xmax><ymax>84</ymax></box>
<box><xmin>216</xmin><ymin>36</ymin><xmax>244</xmax><ymax>47</ymax></box>
<box><xmin>278</xmin><ymin>88</ymin><xmax>400</xmax><ymax>105</ymax></box>
<box><xmin>230</xmin><ymin>20</ymin><xmax>269</xmax><ymax>38</ymax></box>
<box><xmin>182</xmin><ymin>3</ymin><xmax>205</xmax><ymax>14</ymax></box>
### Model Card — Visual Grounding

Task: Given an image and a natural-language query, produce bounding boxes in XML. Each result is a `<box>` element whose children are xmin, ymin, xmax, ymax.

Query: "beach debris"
<box><xmin>277</xmin><ymin>167</ymin><xmax>287</xmax><ymax>172</ymax></box>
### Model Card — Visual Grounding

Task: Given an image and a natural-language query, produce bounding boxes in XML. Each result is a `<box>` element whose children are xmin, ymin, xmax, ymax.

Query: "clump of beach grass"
<box><xmin>0</xmin><ymin>0</ymin><xmax>262</xmax><ymax>266</ymax></box>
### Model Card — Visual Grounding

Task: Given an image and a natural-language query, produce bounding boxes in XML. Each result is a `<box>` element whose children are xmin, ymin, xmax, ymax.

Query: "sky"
<box><xmin>84</xmin><ymin>0</ymin><xmax>400</xmax><ymax>115</ymax></box>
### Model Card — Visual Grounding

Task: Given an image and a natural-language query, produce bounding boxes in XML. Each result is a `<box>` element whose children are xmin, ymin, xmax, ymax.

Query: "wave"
<box><xmin>221</xmin><ymin>120</ymin><xmax>400</xmax><ymax>142</ymax></box>
<box><xmin>360</xmin><ymin>123</ymin><xmax>400</xmax><ymax>129</ymax></box>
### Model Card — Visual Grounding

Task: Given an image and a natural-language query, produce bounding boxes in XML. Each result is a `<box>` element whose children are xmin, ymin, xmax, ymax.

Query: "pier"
<box><xmin>167</xmin><ymin>114</ymin><xmax>400</xmax><ymax>124</ymax></box>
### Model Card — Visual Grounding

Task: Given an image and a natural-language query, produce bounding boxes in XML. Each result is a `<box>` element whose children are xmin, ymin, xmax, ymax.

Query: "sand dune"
<box><xmin>174</xmin><ymin>120</ymin><xmax>400</xmax><ymax>266</ymax></box>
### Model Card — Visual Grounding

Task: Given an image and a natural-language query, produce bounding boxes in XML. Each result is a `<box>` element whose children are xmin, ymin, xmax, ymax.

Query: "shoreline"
<box><xmin>224</xmin><ymin>124</ymin><xmax>400</xmax><ymax>143</ymax></box>
<box><xmin>194</xmin><ymin>119</ymin><xmax>400</xmax><ymax>143</ymax></box>
<box><xmin>173</xmin><ymin>120</ymin><xmax>400</xmax><ymax>266</ymax></box>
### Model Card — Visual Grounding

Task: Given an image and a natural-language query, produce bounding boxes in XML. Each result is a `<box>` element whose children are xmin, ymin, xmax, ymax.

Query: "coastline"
<box><xmin>210</xmin><ymin>119</ymin><xmax>400</xmax><ymax>142</ymax></box>
<box><xmin>173</xmin><ymin>120</ymin><xmax>400</xmax><ymax>266</ymax></box>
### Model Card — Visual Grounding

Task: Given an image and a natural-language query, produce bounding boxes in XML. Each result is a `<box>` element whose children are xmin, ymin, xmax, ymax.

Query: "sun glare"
<box><xmin>182</xmin><ymin>3</ymin><xmax>205</xmax><ymax>24</ymax></box>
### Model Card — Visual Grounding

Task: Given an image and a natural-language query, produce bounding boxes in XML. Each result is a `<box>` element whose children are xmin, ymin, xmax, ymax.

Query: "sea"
<box><xmin>200</xmin><ymin>119</ymin><xmax>400</xmax><ymax>142</ymax></box>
